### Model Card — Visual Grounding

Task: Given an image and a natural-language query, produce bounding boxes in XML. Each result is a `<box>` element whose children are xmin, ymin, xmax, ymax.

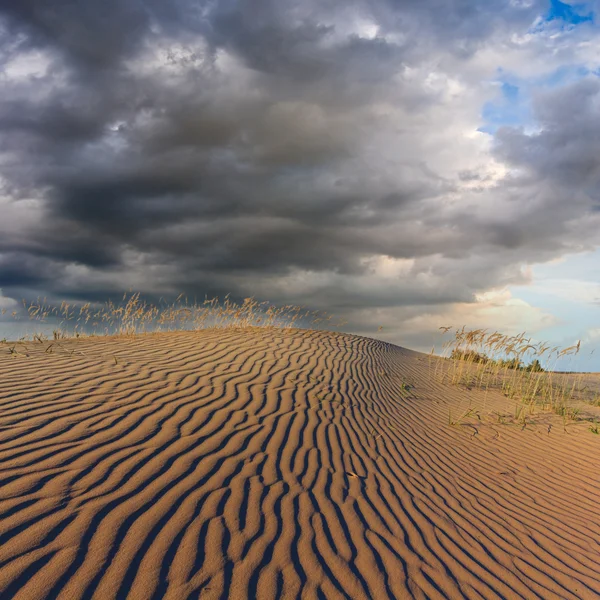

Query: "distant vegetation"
<box><xmin>449</xmin><ymin>349</ymin><xmax>545</xmax><ymax>372</ymax></box>
<box><xmin>434</xmin><ymin>327</ymin><xmax>598</xmax><ymax>427</ymax></box>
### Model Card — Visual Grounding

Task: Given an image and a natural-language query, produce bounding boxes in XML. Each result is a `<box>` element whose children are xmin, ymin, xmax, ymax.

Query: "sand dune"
<box><xmin>0</xmin><ymin>328</ymin><xmax>599</xmax><ymax>599</ymax></box>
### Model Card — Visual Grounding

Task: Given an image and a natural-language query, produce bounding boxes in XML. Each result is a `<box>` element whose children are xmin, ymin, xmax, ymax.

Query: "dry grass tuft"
<box><xmin>7</xmin><ymin>293</ymin><xmax>345</xmax><ymax>342</ymax></box>
<box><xmin>435</xmin><ymin>326</ymin><xmax>597</xmax><ymax>422</ymax></box>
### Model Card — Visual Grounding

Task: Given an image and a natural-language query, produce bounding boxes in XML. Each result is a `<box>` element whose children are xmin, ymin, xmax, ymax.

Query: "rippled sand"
<box><xmin>1</xmin><ymin>328</ymin><xmax>599</xmax><ymax>599</ymax></box>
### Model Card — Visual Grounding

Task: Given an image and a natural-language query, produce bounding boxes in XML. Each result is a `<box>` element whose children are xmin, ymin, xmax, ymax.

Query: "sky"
<box><xmin>0</xmin><ymin>0</ymin><xmax>599</xmax><ymax>369</ymax></box>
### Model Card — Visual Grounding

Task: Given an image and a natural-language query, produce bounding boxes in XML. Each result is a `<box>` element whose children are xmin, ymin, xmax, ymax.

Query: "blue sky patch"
<box><xmin>479</xmin><ymin>81</ymin><xmax>530</xmax><ymax>134</ymax></box>
<box><xmin>501</xmin><ymin>82</ymin><xmax>519</xmax><ymax>101</ymax></box>
<box><xmin>510</xmin><ymin>250</ymin><xmax>600</xmax><ymax>370</ymax></box>
<box><xmin>545</xmin><ymin>0</ymin><xmax>593</xmax><ymax>25</ymax></box>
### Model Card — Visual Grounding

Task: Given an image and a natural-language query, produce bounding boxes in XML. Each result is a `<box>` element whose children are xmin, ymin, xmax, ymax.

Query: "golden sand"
<box><xmin>0</xmin><ymin>329</ymin><xmax>599</xmax><ymax>599</ymax></box>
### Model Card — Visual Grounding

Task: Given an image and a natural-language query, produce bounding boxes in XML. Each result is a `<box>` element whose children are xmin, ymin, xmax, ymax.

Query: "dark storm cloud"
<box><xmin>0</xmin><ymin>0</ymin><xmax>151</xmax><ymax>68</ymax></box>
<box><xmin>0</xmin><ymin>0</ymin><xmax>596</xmax><ymax>330</ymax></box>
<box><xmin>0</xmin><ymin>251</ymin><xmax>61</xmax><ymax>288</ymax></box>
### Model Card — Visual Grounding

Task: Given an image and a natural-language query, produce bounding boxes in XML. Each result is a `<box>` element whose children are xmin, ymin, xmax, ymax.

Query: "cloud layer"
<box><xmin>1</xmin><ymin>0</ymin><xmax>599</xmax><ymax>343</ymax></box>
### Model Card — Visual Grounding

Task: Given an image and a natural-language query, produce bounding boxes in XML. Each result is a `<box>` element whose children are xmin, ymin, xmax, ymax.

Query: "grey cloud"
<box><xmin>0</xmin><ymin>0</ymin><xmax>597</xmax><ymax>340</ymax></box>
<box><xmin>0</xmin><ymin>0</ymin><xmax>152</xmax><ymax>68</ymax></box>
<box><xmin>0</xmin><ymin>251</ymin><xmax>61</xmax><ymax>289</ymax></box>
<box><xmin>494</xmin><ymin>77</ymin><xmax>600</xmax><ymax>189</ymax></box>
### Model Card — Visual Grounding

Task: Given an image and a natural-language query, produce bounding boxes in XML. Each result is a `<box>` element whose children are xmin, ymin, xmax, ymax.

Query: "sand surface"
<box><xmin>0</xmin><ymin>328</ymin><xmax>599</xmax><ymax>599</ymax></box>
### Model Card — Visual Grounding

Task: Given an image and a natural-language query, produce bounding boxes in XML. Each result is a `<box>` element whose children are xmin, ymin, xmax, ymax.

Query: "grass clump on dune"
<box><xmin>2</xmin><ymin>293</ymin><xmax>346</xmax><ymax>363</ymax></box>
<box><xmin>8</xmin><ymin>293</ymin><xmax>344</xmax><ymax>341</ymax></box>
<box><xmin>434</xmin><ymin>326</ymin><xmax>595</xmax><ymax>424</ymax></box>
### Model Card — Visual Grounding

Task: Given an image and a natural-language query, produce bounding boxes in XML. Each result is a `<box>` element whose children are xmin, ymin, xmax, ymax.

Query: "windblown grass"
<box><xmin>433</xmin><ymin>326</ymin><xmax>595</xmax><ymax>422</ymax></box>
<box><xmin>6</xmin><ymin>293</ymin><xmax>344</xmax><ymax>342</ymax></box>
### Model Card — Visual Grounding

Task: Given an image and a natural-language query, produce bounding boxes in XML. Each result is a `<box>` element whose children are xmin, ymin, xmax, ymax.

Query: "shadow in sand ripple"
<box><xmin>0</xmin><ymin>328</ymin><xmax>599</xmax><ymax>599</ymax></box>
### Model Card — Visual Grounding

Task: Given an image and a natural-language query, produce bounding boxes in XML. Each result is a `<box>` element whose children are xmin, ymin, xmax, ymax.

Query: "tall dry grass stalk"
<box><xmin>435</xmin><ymin>327</ymin><xmax>589</xmax><ymax>419</ymax></box>
<box><xmin>9</xmin><ymin>293</ymin><xmax>345</xmax><ymax>341</ymax></box>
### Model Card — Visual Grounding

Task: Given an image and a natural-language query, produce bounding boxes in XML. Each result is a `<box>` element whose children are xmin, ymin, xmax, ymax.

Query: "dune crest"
<box><xmin>0</xmin><ymin>328</ymin><xmax>599</xmax><ymax>599</ymax></box>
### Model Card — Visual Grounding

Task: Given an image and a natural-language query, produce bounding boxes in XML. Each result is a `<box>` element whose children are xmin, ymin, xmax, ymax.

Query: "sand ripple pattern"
<box><xmin>0</xmin><ymin>329</ymin><xmax>599</xmax><ymax>599</ymax></box>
